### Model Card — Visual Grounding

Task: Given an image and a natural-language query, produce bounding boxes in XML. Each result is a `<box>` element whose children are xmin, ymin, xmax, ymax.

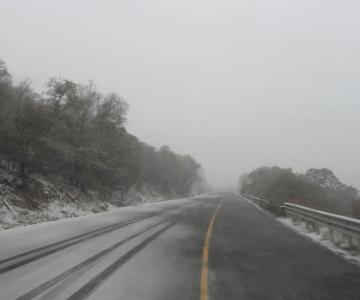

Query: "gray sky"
<box><xmin>1</xmin><ymin>0</ymin><xmax>360</xmax><ymax>188</ymax></box>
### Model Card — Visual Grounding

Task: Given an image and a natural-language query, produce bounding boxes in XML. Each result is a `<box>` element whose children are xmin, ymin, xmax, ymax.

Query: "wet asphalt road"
<box><xmin>0</xmin><ymin>193</ymin><xmax>360</xmax><ymax>300</ymax></box>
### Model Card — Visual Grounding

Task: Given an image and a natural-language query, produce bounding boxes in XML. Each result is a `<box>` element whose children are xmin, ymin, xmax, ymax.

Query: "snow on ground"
<box><xmin>140</xmin><ymin>192</ymin><xmax>218</xmax><ymax>207</ymax></box>
<box><xmin>0</xmin><ymin>199</ymin><xmax>116</xmax><ymax>231</ymax></box>
<box><xmin>0</xmin><ymin>180</ymin><xmax>206</xmax><ymax>231</ymax></box>
<box><xmin>278</xmin><ymin>217</ymin><xmax>360</xmax><ymax>266</ymax></box>
<box><xmin>239</xmin><ymin>193</ymin><xmax>360</xmax><ymax>267</ymax></box>
<box><xmin>0</xmin><ymin>167</ymin><xmax>188</xmax><ymax>231</ymax></box>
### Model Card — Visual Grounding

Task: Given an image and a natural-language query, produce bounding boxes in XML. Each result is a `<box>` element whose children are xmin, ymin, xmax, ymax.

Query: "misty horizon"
<box><xmin>2</xmin><ymin>3</ymin><xmax>360</xmax><ymax>299</ymax></box>
<box><xmin>1</xmin><ymin>0</ymin><xmax>359</xmax><ymax>189</ymax></box>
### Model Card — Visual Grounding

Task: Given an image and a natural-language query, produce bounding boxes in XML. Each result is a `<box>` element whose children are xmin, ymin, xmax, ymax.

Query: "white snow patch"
<box><xmin>239</xmin><ymin>193</ymin><xmax>360</xmax><ymax>267</ymax></box>
<box><xmin>278</xmin><ymin>217</ymin><xmax>360</xmax><ymax>266</ymax></box>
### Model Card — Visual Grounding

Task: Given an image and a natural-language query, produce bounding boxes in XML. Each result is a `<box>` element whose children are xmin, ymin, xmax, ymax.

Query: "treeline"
<box><xmin>240</xmin><ymin>166</ymin><xmax>360</xmax><ymax>218</ymax></box>
<box><xmin>0</xmin><ymin>59</ymin><xmax>204</xmax><ymax>200</ymax></box>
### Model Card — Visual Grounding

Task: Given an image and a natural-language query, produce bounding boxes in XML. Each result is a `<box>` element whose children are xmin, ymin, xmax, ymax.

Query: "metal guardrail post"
<box><xmin>284</xmin><ymin>202</ymin><xmax>360</xmax><ymax>251</ymax></box>
<box><xmin>243</xmin><ymin>194</ymin><xmax>360</xmax><ymax>252</ymax></box>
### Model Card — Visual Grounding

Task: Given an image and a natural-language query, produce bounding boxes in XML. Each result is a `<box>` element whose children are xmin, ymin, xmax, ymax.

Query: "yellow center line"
<box><xmin>200</xmin><ymin>201</ymin><xmax>223</xmax><ymax>300</ymax></box>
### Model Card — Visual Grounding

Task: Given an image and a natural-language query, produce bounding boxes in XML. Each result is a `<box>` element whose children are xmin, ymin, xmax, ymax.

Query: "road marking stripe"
<box><xmin>200</xmin><ymin>201</ymin><xmax>223</xmax><ymax>300</ymax></box>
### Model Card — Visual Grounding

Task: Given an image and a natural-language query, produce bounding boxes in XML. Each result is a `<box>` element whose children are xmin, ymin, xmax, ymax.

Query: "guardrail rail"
<box><xmin>284</xmin><ymin>203</ymin><xmax>360</xmax><ymax>250</ymax></box>
<box><xmin>242</xmin><ymin>193</ymin><xmax>285</xmax><ymax>216</ymax></box>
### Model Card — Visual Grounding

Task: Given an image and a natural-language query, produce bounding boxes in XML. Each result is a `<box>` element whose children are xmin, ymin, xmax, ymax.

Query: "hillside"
<box><xmin>240</xmin><ymin>166</ymin><xmax>360</xmax><ymax>218</ymax></box>
<box><xmin>0</xmin><ymin>59</ymin><xmax>208</xmax><ymax>229</ymax></box>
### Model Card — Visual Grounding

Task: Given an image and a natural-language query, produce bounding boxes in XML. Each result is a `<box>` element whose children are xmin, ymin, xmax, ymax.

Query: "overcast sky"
<box><xmin>1</xmin><ymin>0</ymin><xmax>360</xmax><ymax>188</ymax></box>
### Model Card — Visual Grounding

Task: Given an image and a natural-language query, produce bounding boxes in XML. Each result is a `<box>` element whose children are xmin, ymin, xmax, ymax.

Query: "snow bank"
<box><xmin>240</xmin><ymin>193</ymin><xmax>360</xmax><ymax>266</ymax></box>
<box><xmin>278</xmin><ymin>217</ymin><xmax>360</xmax><ymax>266</ymax></box>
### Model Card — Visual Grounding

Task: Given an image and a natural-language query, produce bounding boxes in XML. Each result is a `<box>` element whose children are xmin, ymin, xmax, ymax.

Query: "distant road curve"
<box><xmin>0</xmin><ymin>193</ymin><xmax>360</xmax><ymax>300</ymax></box>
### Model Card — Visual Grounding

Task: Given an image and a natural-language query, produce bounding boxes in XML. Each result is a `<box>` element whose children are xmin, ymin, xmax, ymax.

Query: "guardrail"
<box><xmin>242</xmin><ymin>193</ymin><xmax>360</xmax><ymax>250</ymax></box>
<box><xmin>284</xmin><ymin>203</ymin><xmax>360</xmax><ymax>250</ymax></box>
<box><xmin>242</xmin><ymin>193</ymin><xmax>285</xmax><ymax>216</ymax></box>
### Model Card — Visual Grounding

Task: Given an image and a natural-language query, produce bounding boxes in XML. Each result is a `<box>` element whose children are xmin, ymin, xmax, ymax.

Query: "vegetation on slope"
<box><xmin>240</xmin><ymin>167</ymin><xmax>360</xmax><ymax>218</ymax></box>
<box><xmin>0</xmin><ymin>59</ymin><xmax>207</xmax><ymax>206</ymax></box>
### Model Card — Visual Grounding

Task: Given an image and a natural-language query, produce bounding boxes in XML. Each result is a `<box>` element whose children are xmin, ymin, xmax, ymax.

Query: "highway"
<box><xmin>0</xmin><ymin>193</ymin><xmax>360</xmax><ymax>300</ymax></box>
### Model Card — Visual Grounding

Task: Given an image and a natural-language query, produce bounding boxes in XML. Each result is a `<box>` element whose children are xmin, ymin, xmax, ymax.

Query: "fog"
<box><xmin>1</xmin><ymin>0</ymin><xmax>360</xmax><ymax>188</ymax></box>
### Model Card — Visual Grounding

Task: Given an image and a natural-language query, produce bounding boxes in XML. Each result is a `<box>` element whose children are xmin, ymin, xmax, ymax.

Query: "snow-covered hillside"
<box><xmin>0</xmin><ymin>167</ymin><xmax>167</xmax><ymax>230</ymax></box>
